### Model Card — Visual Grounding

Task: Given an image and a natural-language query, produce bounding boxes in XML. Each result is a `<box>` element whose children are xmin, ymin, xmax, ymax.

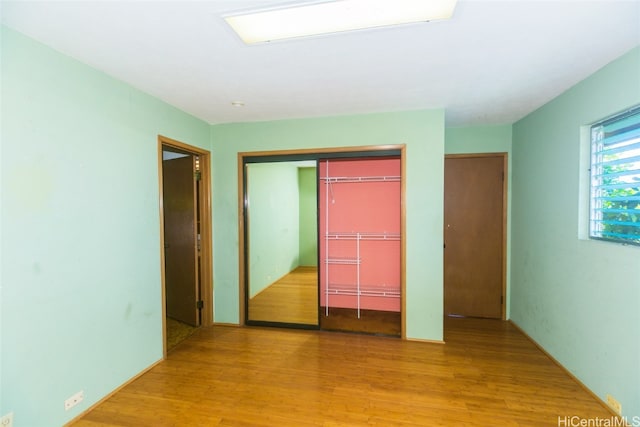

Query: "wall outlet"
<box><xmin>0</xmin><ymin>412</ymin><xmax>14</xmax><ymax>427</ymax></box>
<box><xmin>606</xmin><ymin>394</ymin><xmax>622</xmax><ymax>415</ymax></box>
<box><xmin>64</xmin><ymin>390</ymin><xmax>84</xmax><ymax>411</ymax></box>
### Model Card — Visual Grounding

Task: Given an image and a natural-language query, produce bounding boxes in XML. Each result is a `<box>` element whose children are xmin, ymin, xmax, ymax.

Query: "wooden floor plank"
<box><xmin>248</xmin><ymin>266</ymin><xmax>400</xmax><ymax>335</ymax></box>
<box><xmin>248</xmin><ymin>266</ymin><xmax>319</xmax><ymax>325</ymax></box>
<box><xmin>320</xmin><ymin>307</ymin><xmax>401</xmax><ymax>336</ymax></box>
<box><xmin>71</xmin><ymin>318</ymin><xmax>613</xmax><ymax>426</ymax></box>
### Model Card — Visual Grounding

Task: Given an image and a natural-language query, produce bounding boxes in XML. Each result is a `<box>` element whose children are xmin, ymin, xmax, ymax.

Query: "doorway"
<box><xmin>158</xmin><ymin>135</ymin><xmax>213</xmax><ymax>356</ymax></box>
<box><xmin>239</xmin><ymin>146</ymin><xmax>406</xmax><ymax>337</ymax></box>
<box><xmin>443</xmin><ymin>153</ymin><xmax>507</xmax><ymax>320</ymax></box>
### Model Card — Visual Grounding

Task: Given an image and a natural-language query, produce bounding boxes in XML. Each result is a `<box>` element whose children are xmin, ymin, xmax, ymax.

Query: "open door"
<box><xmin>159</xmin><ymin>135</ymin><xmax>212</xmax><ymax>356</ymax></box>
<box><xmin>163</xmin><ymin>154</ymin><xmax>199</xmax><ymax>326</ymax></box>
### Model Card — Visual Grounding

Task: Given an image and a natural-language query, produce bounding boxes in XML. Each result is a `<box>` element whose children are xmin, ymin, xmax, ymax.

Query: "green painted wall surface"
<box><xmin>246</xmin><ymin>162</ymin><xmax>300</xmax><ymax>297</ymax></box>
<box><xmin>0</xmin><ymin>27</ymin><xmax>210</xmax><ymax>426</ymax></box>
<box><xmin>445</xmin><ymin>125</ymin><xmax>512</xmax><ymax>154</ymax></box>
<box><xmin>511</xmin><ymin>47</ymin><xmax>640</xmax><ymax>418</ymax></box>
<box><xmin>298</xmin><ymin>167</ymin><xmax>318</xmax><ymax>267</ymax></box>
<box><xmin>211</xmin><ymin>110</ymin><xmax>445</xmax><ymax>340</ymax></box>
<box><xmin>445</xmin><ymin>125</ymin><xmax>513</xmax><ymax>318</ymax></box>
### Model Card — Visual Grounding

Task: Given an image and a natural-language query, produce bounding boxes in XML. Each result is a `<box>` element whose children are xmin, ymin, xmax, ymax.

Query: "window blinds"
<box><xmin>590</xmin><ymin>106</ymin><xmax>640</xmax><ymax>245</ymax></box>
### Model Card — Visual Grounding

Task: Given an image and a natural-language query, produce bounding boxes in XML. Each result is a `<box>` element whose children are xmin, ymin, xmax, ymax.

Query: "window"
<box><xmin>590</xmin><ymin>106</ymin><xmax>640</xmax><ymax>245</ymax></box>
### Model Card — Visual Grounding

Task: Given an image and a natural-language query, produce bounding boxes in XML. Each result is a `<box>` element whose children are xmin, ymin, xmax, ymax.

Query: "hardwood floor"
<box><xmin>320</xmin><ymin>307</ymin><xmax>401</xmax><ymax>337</ymax></box>
<box><xmin>71</xmin><ymin>317</ymin><xmax>613</xmax><ymax>426</ymax></box>
<box><xmin>248</xmin><ymin>266</ymin><xmax>318</xmax><ymax>325</ymax></box>
<box><xmin>248</xmin><ymin>267</ymin><xmax>400</xmax><ymax>335</ymax></box>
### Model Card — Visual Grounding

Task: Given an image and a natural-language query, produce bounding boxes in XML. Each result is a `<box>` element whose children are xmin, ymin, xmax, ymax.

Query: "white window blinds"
<box><xmin>590</xmin><ymin>106</ymin><xmax>640</xmax><ymax>245</ymax></box>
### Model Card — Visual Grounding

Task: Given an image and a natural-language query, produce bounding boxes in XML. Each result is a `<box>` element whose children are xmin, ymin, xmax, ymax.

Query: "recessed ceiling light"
<box><xmin>224</xmin><ymin>0</ymin><xmax>457</xmax><ymax>45</ymax></box>
<box><xmin>231</xmin><ymin>101</ymin><xmax>245</xmax><ymax>107</ymax></box>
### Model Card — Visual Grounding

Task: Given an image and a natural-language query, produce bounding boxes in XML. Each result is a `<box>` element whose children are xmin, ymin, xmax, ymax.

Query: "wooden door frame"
<box><xmin>444</xmin><ymin>152</ymin><xmax>508</xmax><ymax>320</ymax></box>
<box><xmin>238</xmin><ymin>144</ymin><xmax>407</xmax><ymax>338</ymax></box>
<box><xmin>158</xmin><ymin>135</ymin><xmax>213</xmax><ymax>358</ymax></box>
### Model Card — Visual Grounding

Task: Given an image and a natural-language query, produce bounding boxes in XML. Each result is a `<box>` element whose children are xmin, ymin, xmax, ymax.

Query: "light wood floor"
<box><xmin>72</xmin><ymin>317</ymin><xmax>613</xmax><ymax>426</ymax></box>
<box><xmin>248</xmin><ymin>266</ymin><xmax>318</xmax><ymax>325</ymax></box>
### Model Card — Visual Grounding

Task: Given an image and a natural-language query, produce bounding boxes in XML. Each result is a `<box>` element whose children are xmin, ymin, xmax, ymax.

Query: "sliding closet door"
<box><xmin>245</xmin><ymin>161</ymin><xmax>319</xmax><ymax>327</ymax></box>
<box><xmin>318</xmin><ymin>157</ymin><xmax>401</xmax><ymax>336</ymax></box>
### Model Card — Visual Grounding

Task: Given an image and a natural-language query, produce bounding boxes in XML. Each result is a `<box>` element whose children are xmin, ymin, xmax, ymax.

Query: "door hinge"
<box><xmin>196</xmin><ymin>300</ymin><xmax>204</xmax><ymax>310</ymax></box>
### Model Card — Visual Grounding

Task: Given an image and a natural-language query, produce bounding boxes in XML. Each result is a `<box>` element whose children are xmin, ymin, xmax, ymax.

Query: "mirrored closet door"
<box><xmin>245</xmin><ymin>160</ymin><xmax>319</xmax><ymax>326</ymax></box>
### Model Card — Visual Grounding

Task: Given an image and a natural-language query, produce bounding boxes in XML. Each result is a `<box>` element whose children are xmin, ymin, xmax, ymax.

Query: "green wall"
<box><xmin>445</xmin><ymin>125</ymin><xmax>512</xmax><ymax>154</ymax></box>
<box><xmin>246</xmin><ymin>162</ymin><xmax>301</xmax><ymax>297</ymax></box>
<box><xmin>445</xmin><ymin>125</ymin><xmax>513</xmax><ymax>317</ymax></box>
<box><xmin>6</xmin><ymin>16</ymin><xmax>636</xmax><ymax>426</ymax></box>
<box><xmin>298</xmin><ymin>167</ymin><xmax>318</xmax><ymax>267</ymax></box>
<box><xmin>0</xmin><ymin>27</ymin><xmax>210</xmax><ymax>426</ymax></box>
<box><xmin>211</xmin><ymin>109</ymin><xmax>445</xmax><ymax>340</ymax></box>
<box><xmin>511</xmin><ymin>47</ymin><xmax>640</xmax><ymax>418</ymax></box>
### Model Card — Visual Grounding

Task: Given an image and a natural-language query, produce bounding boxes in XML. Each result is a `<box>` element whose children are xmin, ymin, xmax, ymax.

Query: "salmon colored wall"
<box><xmin>319</xmin><ymin>158</ymin><xmax>401</xmax><ymax>312</ymax></box>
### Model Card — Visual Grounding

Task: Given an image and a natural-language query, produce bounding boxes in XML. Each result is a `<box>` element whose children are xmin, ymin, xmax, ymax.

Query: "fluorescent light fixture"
<box><xmin>224</xmin><ymin>0</ymin><xmax>458</xmax><ymax>44</ymax></box>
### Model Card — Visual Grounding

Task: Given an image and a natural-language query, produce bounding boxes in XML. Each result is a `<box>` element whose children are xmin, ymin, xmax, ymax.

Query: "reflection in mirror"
<box><xmin>246</xmin><ymin>161</ymin><xmax>318</xmax><ymax>325</ymax></box>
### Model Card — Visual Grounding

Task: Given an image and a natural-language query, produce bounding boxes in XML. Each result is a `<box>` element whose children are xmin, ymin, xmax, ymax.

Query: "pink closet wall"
<box><xmin>319</xmin><ymin>157</ymin><xmax>401</xmax><ymax>312</ymax></box>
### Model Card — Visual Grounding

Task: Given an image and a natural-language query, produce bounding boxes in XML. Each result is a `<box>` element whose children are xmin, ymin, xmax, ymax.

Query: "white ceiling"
<box><xmin>1</xmin><ymin>0</ymin><xmax>639</xmax><ymax>126</ymax></box>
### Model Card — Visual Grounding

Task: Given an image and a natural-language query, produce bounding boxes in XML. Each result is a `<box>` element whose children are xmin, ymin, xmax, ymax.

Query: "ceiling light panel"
<box><xmin>224</xmin><ymin>0</ymin><xmax>458</xmax><ymax>44</ymax></box>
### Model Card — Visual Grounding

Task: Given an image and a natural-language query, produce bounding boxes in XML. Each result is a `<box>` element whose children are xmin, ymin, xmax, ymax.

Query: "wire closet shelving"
<box><xmin>321</xmin><ymin>161</ymin><xmax>401</xmax><ymax>318</ymax></box>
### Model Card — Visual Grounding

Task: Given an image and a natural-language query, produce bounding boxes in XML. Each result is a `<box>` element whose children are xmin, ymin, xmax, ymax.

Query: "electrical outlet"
<box><xmin>606</xmin><ymin>394</ymin><xmax>622</xmax><ymax>415</ymax></box>
<box><xmin>64</xmin><ymin>390</ymin><xmax>84</xmax><ymax>411</ymax></box>
<box><xmin>0</xmin><ymin>412</ymin><xmax>14</xmax><ymax>427</ymax></box>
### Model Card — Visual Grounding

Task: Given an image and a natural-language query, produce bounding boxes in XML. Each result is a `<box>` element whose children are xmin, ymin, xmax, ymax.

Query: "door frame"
<box><xmin>238</xmin><ymin>144</ymin><xmax>407</xmax><ymax>338</ymax></box>
<box><xmin>158</xmin><ymin>135</ymin><xmax>213</xmax><ymax>358</ymax></box>
<box><xmin>444</xmin><ymin>152</ymin><xmax>508</xmax><ymax>320</ymax></box>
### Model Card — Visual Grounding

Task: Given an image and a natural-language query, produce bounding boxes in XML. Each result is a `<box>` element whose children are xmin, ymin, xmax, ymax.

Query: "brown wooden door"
<box><xmin>444</xmin><ymin>155</ymin><xmax>505</xmax><ymax>319</ymax></box>
<box><xmin>163</xmin><ymin>155</ymin><xmax>199</xmax><ymax>326</ymax></box>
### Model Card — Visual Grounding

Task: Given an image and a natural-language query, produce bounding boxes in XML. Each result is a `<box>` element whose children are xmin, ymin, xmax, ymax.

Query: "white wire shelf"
<box><xmin>320</xmin><ymin>175</ymin><xmax>400</xmax><ymax>183</ymax></box>
<box><xmin>326</xmin><ymin>283</ymin><xmax>401</xmax><ymax>298</ymax></box>
<box><xmin>325</xmin><ymin>257</ymin><xmax>361</xmax><ymax>265</ymax></box>
<box><xmin>325</xmin><ymin>232</ymin><xmax>400</xmax><ymax>241</ymax></box>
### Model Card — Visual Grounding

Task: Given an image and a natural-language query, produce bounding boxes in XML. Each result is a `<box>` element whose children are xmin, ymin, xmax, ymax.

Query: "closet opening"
<box><xmin>318</xmin><ymin>156</ymin><xmax>401</xmax><ymax>337</ymax></box>
<box><xmin>239</xmin><ymin>146</ymin><xmax>405</xmax><ymax>338</ymax></box>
